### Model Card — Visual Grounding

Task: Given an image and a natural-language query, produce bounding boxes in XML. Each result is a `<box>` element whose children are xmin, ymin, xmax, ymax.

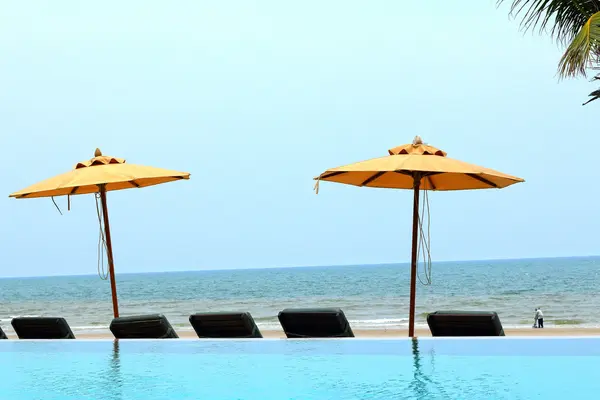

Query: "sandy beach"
<box><xmin>3</xmin><ymin>327</ymin><xmax>599</xmax><ymax>340</ymax></box>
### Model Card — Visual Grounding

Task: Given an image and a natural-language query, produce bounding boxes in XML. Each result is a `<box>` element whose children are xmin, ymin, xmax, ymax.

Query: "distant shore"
<box><xmin>3</xmin><ymin>327</ymin><xmax>600</xmax><ymax>339</ymax></box>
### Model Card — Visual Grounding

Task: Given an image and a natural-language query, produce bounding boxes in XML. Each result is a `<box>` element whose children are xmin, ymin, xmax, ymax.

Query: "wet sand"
<box><xmin>3</xmin><ymin>327</ymin><xmax>597</xmax><ymax>339</ymax></box>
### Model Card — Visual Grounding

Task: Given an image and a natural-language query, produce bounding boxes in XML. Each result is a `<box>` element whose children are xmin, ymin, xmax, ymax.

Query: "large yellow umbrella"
<box><xmin>315</xmin><ymin>137</ymin><xmax>524</xmax><ymax>337</ymax></box>
<box><xmin>9</xmin><ymin>148</ymin><xmax>190</xmax><ymax>318</ymax></box>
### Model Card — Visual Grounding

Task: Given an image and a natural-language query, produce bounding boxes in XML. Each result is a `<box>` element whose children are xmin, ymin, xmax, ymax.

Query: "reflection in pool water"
<box><xmin>1</xmin><ymin>337</ymin><xmax>599</xmax><ymax>399</ymax></box>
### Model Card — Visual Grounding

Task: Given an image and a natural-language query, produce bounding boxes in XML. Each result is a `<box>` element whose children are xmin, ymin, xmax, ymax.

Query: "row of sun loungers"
<box><xmin>0</xmin><ymin>309</ymin><xmax>505</xmax><ymax>339</ymax></box>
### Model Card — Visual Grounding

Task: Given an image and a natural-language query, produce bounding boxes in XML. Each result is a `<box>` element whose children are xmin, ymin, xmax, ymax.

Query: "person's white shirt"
<box><xmin>535</xmin><ymin>309</ymin><xmax>543</xmax><ymax>319</ymax></box>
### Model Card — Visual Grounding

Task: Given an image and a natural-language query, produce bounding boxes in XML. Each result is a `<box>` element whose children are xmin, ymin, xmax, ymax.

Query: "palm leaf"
<box><xmin>499</xmin><ymin>1</ymin><xmax>600</xmax><ymax>104</ymax></box>
<box><xmin>582</xmin><ymin>87</ymin><xmax>600</xmax><ymax>104</ymax></box>
<box><xmin>497</xmin><ymin>0</ymin><xmax>600</xmax><ymax>44</ymax></box>
<box><xmin>558</xmin><ymin>11</ymin><xmax>600</xmax><ymax>77</ymax></box>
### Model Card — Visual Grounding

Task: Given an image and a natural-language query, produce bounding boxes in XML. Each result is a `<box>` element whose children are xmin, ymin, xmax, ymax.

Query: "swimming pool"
<box><xmin>0</xmin><ymin>337</ymin><xmax>598</xmax><ymax>399</ymax></box>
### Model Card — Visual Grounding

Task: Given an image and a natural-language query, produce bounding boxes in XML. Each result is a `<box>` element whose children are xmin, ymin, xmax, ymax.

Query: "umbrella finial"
<box><xmin>95</xmin><ymin>148</ymin><xmax>102</xmax><ymax>157</ymax></box>
<box><xmin>412</xmin><ymin>136</ymin><xmax>423</xmax><ymax>146</ymax></box>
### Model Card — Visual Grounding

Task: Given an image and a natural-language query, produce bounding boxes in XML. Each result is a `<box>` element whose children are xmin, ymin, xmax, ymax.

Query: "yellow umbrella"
<box><xmin>315</xmin><ymin>137</ymin><xmax>524</xmax><ymax>337</ymax></box>
<box><xmin>10</xmin><ymin>148</ymin><xmax>190</xmax><ymax>318</ymax></box>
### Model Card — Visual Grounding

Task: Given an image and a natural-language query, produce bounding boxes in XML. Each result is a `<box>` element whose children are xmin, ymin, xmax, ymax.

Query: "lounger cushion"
<box><xmin>278</xmin><ymin>308</ymin><xmax>354</xmax><ymax>338</ymax></box>
<box><xmin>110</xmin><ymin>314</ymin><xmax>178</xmax><ymax>339</ymax></box>
<box><xmin>11</xmin><ymin>317</ymin><xmax>75</xmax><ymax>339</ymax></box>
<box><xmin>427</xmin><ymin>311</ymin><xmax>505</xmax><ymax>336</ymax></box>
<box><xmin>189</xmin><ymin>312</ymin><xmax>262</xmax><ymax>338</ymax></box>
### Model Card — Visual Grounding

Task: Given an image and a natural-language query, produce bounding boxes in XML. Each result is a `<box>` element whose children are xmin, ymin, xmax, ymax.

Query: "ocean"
<box><xmin>0</xmin><ymin>256</ymin><xmax>598</xmax><ymax>335</ymax></box>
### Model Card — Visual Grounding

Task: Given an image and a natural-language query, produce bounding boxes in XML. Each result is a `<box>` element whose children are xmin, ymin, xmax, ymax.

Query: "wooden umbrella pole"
<box><xmin>100</xmin><ymin>186</ymin><xmax>120</xmax><ymax>318</ymax></box>
<box><xmin>408</xmin><ymin>174</ymin><xmax>421</xmax><ymax>337</ymax></box>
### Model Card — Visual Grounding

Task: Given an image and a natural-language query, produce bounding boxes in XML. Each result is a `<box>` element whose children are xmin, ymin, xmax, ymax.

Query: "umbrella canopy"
<box><xmin>9</xmin><ymin>149</ymin><xmax>190</xmax><ymax>318</ymax></box>
<box><xmin>316</xmin><ymin>141</ymin><xmax>522</xmax><ymax>191</ymax></box>
<box><xmin>10</xmin><ymin>149</ymin><xmax>189</xmax><ymax>199</ymax></box>
<box><xmin>315</xmin><ymin>137</ymin><xmax>524</xmax><ymax>337</ymax></box>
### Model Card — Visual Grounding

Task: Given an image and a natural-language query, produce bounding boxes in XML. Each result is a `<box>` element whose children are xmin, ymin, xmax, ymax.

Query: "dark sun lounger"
<box><xmin>110</xmin><ymin>314</ymin><xmax>179</xmax><ymax>339</ymax></box>
<box><xmin>189</xmin><ymin>312</ymin><xmax>263</xmax><ymax>338</ymax></box>
<box><xmin>427</xmin><ymin>311</ymin><xmax>505</xmax><ymax>336</ymax></box>
<box><xmin>278</xmin><ymin>308</ymin><xmax>354</xmax><ymax>338</ymax></box>
<box><xmin>11</xmin><ymin>317</ymin><xmax>76</xmax><ymax>339</ymax></box>
<box><xmin>0</xmin><ymin>326</ymin><xmax>6</xmax><ymax>339</ymax></box>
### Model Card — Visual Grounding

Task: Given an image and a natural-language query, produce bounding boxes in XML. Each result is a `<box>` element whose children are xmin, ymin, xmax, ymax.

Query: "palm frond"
<box><xmin>558</xmin><ymin>11</ymin><xmax>600</xmax><ymax>77</ymax></box>
<box><xmin>497</xmin><ymin>0</ymin><xmax>600</xmax><ymax>44</ymax></box>
<box><xmin>582</xmin><ymin>87</ymin><xmax>600</xmax><ymax>104</ymax></box>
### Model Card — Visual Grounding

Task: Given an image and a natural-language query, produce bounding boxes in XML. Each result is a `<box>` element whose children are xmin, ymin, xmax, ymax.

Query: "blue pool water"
<box><xmin>0</xmin><ymin>338</ymin><xmax>599</xmax><ymax>399</ymax></box>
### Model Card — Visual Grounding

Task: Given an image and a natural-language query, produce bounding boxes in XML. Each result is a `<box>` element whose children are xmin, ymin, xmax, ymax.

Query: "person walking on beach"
<box><xmin>535</xmin><ymin>308</ymin><xmax>544</xmax><ymax>328</ymax></box>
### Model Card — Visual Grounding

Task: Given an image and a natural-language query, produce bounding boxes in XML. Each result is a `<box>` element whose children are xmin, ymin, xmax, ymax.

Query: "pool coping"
<box><xmin>2</xmin><ymin>336</ymin><xmax>600</xmax><ymax>342</ymax></box>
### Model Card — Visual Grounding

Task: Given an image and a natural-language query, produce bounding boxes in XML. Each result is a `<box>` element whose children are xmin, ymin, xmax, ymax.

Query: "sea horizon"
<box><xmin>2</xmin><ymin>254</ymin><xmax>598</xmax><ymax>280</ymax></box>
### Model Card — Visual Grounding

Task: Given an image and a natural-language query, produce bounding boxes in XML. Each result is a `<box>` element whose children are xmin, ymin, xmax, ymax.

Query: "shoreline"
<box><xmin>3</xmin><ymin>327</ymin><xmax>600</xmax><ymax>339</ymax></box>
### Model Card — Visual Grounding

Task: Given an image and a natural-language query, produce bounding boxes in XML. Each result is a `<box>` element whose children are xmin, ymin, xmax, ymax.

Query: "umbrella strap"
<box><xmin>417</xmin><ymin>189</ymin><xmax>432</xmax><ymax>286</ymax></box>
<box><xmin>50</xmin><ymin>195</ymin><xmax>71</xmax><ymax>215</ymax></box>
<box><xmin>95</xmin><ymin>193</ymin><xmax>110</xmax><ymax>281</ymax></box>
<box><xmin>51</xmin><ymin>197</ymin><xmax>63</xmax><ymax>215</ymax></box>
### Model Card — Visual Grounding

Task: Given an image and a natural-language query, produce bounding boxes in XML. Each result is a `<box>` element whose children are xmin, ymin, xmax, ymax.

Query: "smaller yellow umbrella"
<box><xmin>10</xmin><ymin>149</ymin><xmax>190</xmax><ymax>318</ymax></box>
<box><xmin>315</xmin><ymin>137</ymin><xmax>524</xmax><ymax>337</ymax></box>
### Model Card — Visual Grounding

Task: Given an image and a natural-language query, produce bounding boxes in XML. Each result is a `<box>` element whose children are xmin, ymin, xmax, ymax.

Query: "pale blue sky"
<box><xmin>0</xmin><ymin>1</ymin><xmax>597</xmax><ymax>278</ymax></box>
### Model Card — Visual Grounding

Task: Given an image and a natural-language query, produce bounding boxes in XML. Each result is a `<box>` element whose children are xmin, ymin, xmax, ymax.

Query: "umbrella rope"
<box><xmin>94</xmin><ymin>193</ymin><xmax>109</xmax><ymax>281</ymax></box>
<box><xmin>417</xmin><ymin>189</ymin><xmax>432</xmax><ymax>285</ymax></box>
<box><xmin>50</xmin><ymin>195</ymin><xmax>72</xmax><ymax>215</ymax></box>
<box><xmin>51</xmin><ymin>197</ymin><xmax>63</xmax><ymax>215</ymax></box>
